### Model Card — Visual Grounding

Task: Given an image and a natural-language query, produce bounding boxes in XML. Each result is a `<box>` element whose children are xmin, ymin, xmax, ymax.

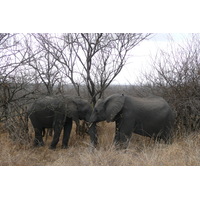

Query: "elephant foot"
<box><xmin>114</xmin><ymin>141</ymin><xmax>129</xmax><ymax>150</ymax></box>
<box><xmin>49</xmin><ymin>145</ymin><xmax>56</xmax><ymax>150</ymax></box>
<box><xmin>89</xmin><ymin>142</ymin><xmax>97</xmax><ymax>150</ymax></box>
<box><xmin>33</xmin><ymin>139</ymin><xmax>44</xmax><ymax>147</ymax></box>
<box><xmin>61</xmin><ymin>145</ymin><xmax>68</xmax><ymax>149</ymax></box>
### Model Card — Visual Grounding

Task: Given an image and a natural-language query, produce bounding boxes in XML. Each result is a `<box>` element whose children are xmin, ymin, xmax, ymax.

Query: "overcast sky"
<box><xmin>113</xmin><ymin>33</ymin><xmax>191</xmax><ymax>85</ymax></box>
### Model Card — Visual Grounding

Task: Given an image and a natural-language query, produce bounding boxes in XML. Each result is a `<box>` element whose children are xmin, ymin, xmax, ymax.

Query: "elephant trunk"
<box><xmin>85</xmin><ymin>113</ymin><xmax>92</xmax><ymax>123</ymax></box>
<box><xmin>87</xmin><ymin>122</ymin><xmax>98</xmax><ymax>147</ymax></box>
<box><xmin>89</xmin><ymin>113</ymin><xmax>96</xmax><ymax>123</ymax></box>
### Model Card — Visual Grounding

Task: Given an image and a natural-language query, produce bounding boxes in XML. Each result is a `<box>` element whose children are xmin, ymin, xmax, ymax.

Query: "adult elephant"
<box><xmin>28</xmin><ymin>95</ymin><xmax>92</xmax><ymax>149</ymax></box>
<box><xmin>89</xmin><ymin>94</ymin><xmax>174</xmax><ymax>149</ymax></box>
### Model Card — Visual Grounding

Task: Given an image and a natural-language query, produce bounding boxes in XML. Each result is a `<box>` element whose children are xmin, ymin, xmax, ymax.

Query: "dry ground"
<box><xmin>0</xmin><ymin>122</ymin><xmax>200</xmax><ymax>166</ymax></box>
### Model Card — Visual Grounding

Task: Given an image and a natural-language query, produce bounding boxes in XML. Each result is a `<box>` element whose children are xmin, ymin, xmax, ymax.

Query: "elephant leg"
<box><xmin>161</xmin><ymin>129</ymin><xmax>173</xmax><ymax>144</ymax></box>
<box><xmin>33</xmin><ymin>127</ymin><xmax>44</xmax><ymax>147</ymax></box>
<box><xmin>49</xmin><ymin>125</ymin><xmax>63</xmax><ymax>149</ymax></box>
<box><xmin>62</xmin><ymin>118</ymin><xmax>72</xmax><ymax>149</ymax></box>
<box><xmin>114</xmin><ymin>118</ymin><xmax>133</xmax><ymax>149</ymax></box>
<box><xmin>114</xmin><ymin>119</ymin><xmax>120</xmax><ymax>144</ymax></box>
<box><xmin>49</xmin><ymin>112</ymin><xmax>66</xmax><ymax>149</ymax></box>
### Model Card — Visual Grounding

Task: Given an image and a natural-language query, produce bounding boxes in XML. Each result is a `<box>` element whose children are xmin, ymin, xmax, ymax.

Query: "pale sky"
<box><xmin>113</xmin><ymin>33</ymin><xmax>191</xmax><ymax>85</ymax></box>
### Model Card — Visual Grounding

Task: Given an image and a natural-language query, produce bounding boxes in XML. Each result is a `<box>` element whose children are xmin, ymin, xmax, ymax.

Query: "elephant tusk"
<box><xmin>88</xmin><ymin>123</ymin><xmax>94</xmax><ymax>128</ymax></box>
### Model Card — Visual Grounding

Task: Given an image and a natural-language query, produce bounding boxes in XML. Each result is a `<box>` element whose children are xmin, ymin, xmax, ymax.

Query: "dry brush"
<box><xmin>0</xmin><ymin>122</ymin><xmax>200</xmax><ymax>166</ymax></box>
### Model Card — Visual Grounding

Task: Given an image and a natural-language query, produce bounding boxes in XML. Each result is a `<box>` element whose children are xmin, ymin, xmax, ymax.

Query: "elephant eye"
<box><xmin>94</xmin><ymin>108</ymin><xmax>98</xmax><ymax>113</ymax></box>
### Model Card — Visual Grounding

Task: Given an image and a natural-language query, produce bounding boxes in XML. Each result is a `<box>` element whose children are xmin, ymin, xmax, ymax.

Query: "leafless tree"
<box><xmin>25</xmin><ymin>34</ymin><xmax>63</xmax><ymax>95</ymax></box>
<box><xmin>143</xmin><ymin>34</ymin><xmax>200</xmax><ymax>133</ymax></box>
<box><xmin>1</xmin><ymin>34</ymin><xmax>30</xmax><ymax>119</ymax></box>
<box><xmin>0</xmin><ymin>33</ymin><xmax>38</xmax><ymax>143</ymax></box>
<box><xmin>29</xmin><ymin>33</ymin><xmax>82</xmax><ymax>96</ymax></box>
<box><xmin>37</xmin><ymin>33</ymin><xmax>152</xmax><ymax>105</ymax></box>
<box><xmin>71</xmin><ymin>33</ymin><xmax>152</xmax><ymax>105</ymax></box>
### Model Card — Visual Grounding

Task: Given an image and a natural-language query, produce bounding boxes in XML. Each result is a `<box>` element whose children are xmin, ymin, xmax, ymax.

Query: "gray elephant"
<box><xmin>28</xmin><ymin>95</ymin><xmax>92</xmax><ymax>149</ymax></box>
<box><xmin>89</xmin><ymin>94</ymin><xmax>174</xmax><ymax>149</ymax></box>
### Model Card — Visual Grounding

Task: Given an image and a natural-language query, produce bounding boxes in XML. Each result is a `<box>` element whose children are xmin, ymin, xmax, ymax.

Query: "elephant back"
<box><xmin>29</xmin><ymin>96</ymin><xmax>65</xmax><ymax>115</ymax></box>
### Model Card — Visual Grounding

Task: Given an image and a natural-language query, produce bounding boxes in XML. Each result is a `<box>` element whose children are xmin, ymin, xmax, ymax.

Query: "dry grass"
<box><xmin>0</xmin><ymin>122</ymin><xmax>200</xmax><ymax>166</ymax></box>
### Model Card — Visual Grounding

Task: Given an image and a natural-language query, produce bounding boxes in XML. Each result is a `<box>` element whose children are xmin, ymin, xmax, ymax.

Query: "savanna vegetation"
<box><xmin>0</xmin><ymin>33</ymin><xmax>200</xmax><ymax>166</ymax></box>
<box><xmin>1</xmin><ymin>122</ymin><xmax>200</xmax><ymax>166</ymax></box>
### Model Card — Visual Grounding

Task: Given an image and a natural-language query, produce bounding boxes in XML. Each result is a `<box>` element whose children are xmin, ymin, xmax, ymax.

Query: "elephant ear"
<box><xmin>105</xmin><ymin>94</ymin><xmax>125</xmax><ymax>122</ymax></box>
<box><xmin>65</xmin><ymin>100</ymin><xmax>79</xmax><ymax>122</ymax></box>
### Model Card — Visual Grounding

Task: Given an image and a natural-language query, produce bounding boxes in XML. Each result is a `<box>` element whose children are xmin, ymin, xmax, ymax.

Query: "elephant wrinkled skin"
<box><xmin>89</xmin><ymin>94</ymin><xmax>175</xmax><ymax>149</ymax></box>
<box><xmin>28</xmin><ymin>96</ymin><xmax>92</xmax><ymax>149</ymax></box>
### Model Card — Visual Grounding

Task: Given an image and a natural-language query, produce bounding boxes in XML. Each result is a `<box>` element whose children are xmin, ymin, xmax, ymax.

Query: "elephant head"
<box><xmin>63</xmin><ymin>96</ymin><xmax>92</xmax><ymax>123</ymax></box>
<box><xmin>90</xmin><ymin>94</ymin><xmax>125</xmax><ymax>123</ymax></box>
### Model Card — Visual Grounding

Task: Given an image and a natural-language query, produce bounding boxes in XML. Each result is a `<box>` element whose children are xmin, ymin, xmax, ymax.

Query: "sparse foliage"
<box><xmin>31</xmin><ymin>33</ymin><xmax>152</xmax><ymax>104</ymax></box>
<box><xmin>0</xmin><ymin>34</ymin><xmax>35</xmax><ymax>143</ymax></box>
<box><xmin>61</xmin><ymin>33</ymin><xmax>152</xmax><ymax>105</ymax></box>
<box><xmin>0</xmin><ymin>33</ymin><xmax>151</xmax><ymax>143</ymax></box>
<box><xmin>143</xmin><ymin>34</ymin><xmax>200</xmax><ymax>133</ymax></box>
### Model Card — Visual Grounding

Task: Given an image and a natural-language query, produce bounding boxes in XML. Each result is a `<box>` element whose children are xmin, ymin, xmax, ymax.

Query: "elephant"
<box><xmin>28</xmin><ymin>95</ymin><xmax>93</xmax><ymax>149</ymax></box>
<box><xmin>89</xmin><ymin>94</ymin><xmax>175</xmax><ymax>149</ymax></box>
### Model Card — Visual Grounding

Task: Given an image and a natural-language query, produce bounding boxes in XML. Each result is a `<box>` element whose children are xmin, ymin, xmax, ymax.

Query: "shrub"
<box><xmin>143</xmin><ymin>34</ymin><xmax>200</xmax><ymax>134</ymax></box>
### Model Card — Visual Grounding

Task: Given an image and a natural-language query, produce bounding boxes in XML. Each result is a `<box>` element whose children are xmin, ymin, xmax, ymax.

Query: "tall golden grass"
<box><xmin>0</xmin><ymin>122</ymin><xmax>200</xmax><ymax>166</ymax></box>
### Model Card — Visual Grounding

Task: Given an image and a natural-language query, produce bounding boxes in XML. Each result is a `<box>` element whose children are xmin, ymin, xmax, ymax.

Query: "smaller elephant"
<box><xmin>28</xmin><ymin>95</ymin><xmax>92</xmax><ymax>149</ymax></box>
<box><xmin>89</xmin><ymin>94</ymin><xmax>175</xmax><ymax>149</ymax></box>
